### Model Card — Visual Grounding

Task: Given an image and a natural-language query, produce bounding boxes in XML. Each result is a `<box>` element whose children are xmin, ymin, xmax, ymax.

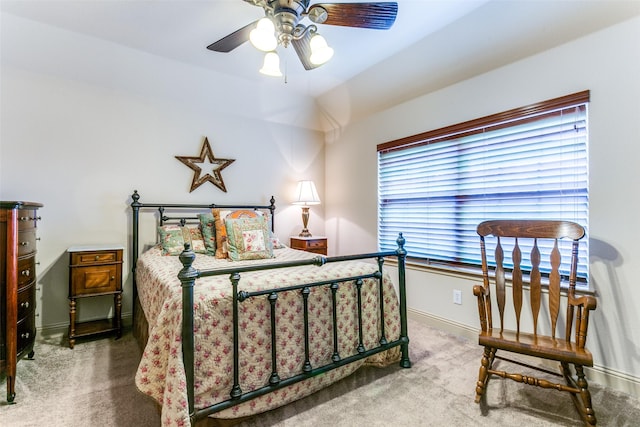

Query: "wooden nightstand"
<box><xmin>290</xmin><ymin>236</ymin><xmax>327</xmax><ymax>255</ymax></box>
<box><xmin>67</xmin><ymin>245</ymin><xmax>123</xmax><ymax>348</ymax></box>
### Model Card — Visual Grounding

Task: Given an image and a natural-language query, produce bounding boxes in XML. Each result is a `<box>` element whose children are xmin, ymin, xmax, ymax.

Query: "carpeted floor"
<box><xmin>2</xmin><ymin>318</ymin><xmax>640</xmax><ymax>426</ymax></box>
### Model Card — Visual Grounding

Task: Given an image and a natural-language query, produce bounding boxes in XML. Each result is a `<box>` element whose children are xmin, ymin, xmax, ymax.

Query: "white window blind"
<box><xmin>378</xmin><ymin>91</ymin><xmax>589</xmax><ymax>283</ymax></box>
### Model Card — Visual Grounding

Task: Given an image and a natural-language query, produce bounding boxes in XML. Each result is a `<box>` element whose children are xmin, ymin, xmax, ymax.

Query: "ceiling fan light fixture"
<box><xmin>309</xmin><ymin>34</ymin><xmax>334</xmax><ymax>65</ymax></box>
<box><xmin>259</xmin><ymin>51</ymin><xmax>283</xmax><ymax>77</ymax></box>
<box><xmin>250</xmin><ymin>17</ymin><xmax>278</xmax><ymax>52</ymax></box>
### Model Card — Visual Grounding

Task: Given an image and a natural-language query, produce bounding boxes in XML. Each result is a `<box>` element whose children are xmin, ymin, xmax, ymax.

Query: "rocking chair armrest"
<box><xmin>473</xmin><ymin>285</ymin><xmax>490</xmax><ymax>331</ymax></box>
<box><xmin>473</xmin><ymin>285</ymin><xmax>487</xmax><ymax>297</ymax></box>
<box><xmin>570</xmin><ymin>294</ymin><xmax>597</xmax><ymax>311</ymax></box>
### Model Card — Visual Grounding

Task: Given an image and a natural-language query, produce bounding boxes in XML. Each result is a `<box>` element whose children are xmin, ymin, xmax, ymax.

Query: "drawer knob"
<box><xmin>20</xmin><ymin>301</ymin><xmax>29</xmax><ymax>308</ymax></box>
<box><xmin>19</xmin><ymin>216</ymin><xmax>41</xmax><ymax>221</ymax></box>
<box><xmin>95</xmin><ymin>255</ymin><xmax>100</xmax><ymax>261</ymax></box>
<box><xmin>21</xmin><ymin>332</ymin><xmax>30</xmax><ymax>339</ymax></box>
<box><xmin>111</xmin><ymin>276</ymin><xmax>115</xmax><ymax>280</ymax></box>
<box><xmin>21</xmin><ymin>269</ymin><xmax>30</xmax><ymax>276</ymax></box>
<box><xmin>20</xmin><ymin>241</ymin><xmax>30</xmax><ymax>246</ymax></box>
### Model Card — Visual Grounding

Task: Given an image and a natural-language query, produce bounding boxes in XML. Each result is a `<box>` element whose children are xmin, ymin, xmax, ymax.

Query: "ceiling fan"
<box><xmin>207</xmin><ymin>1</ymin><xmax>398</xmax><ymax>75</ymax></box>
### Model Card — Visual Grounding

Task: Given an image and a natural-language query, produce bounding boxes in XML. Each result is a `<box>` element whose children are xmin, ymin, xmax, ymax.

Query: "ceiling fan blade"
<box><xmin>308</xmin><ymin>2</ymin><xmax>398</xmax><ymax>30</ymax></box>
<box><xmin>292</xmin><ymin>31</ymin><xmax>322</xmax><ymax>71</ymax></box>
<box><xmin>206</xmin><ymin>20</ymin><xmax>258</xmax><ymax>52</ymax></box>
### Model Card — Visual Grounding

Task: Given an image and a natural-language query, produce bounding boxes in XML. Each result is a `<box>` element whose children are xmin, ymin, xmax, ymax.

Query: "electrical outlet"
<box><xmin>453</xmin><ymin>289</ymin><xmax>462</xmax><ymax>305</ymax></box>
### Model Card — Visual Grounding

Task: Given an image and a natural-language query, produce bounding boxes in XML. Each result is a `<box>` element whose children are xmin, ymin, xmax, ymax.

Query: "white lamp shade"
<box><xmin>293</xmin><ymin>180</ymin><xmax>321</xmax><ymax>205</ymax></box>
<box><xmin>309</xmin><ymin>34</ymin><xmax>334</xmax><ymax>65</ymax></box>
<box><xmin>259</xmin><ymin>52</ymin><xmax>283</xmax><ymax>77</ymax></box>
<box><xmin>250</xmin><ymin>18</ymin><xmax>278</xmax><ymax>52</ymax></box>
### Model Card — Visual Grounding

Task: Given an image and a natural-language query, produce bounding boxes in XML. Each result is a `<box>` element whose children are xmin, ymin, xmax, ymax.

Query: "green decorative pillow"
<box><xmin>225</xmin><ymin>215</ymin><xmax>274</xmax><ymax>261</ymax></box>
<box><xmin>158</xmin><ymin>225</ymin><xmax>207</xmax><ymax>256</ymax></box>
<box><xmin>212</xmin><ymin>209</ymin><xmax>261</xmax><ymax>259</ymax></box>
<box><xmin>198</xmin><ymin>213</ymin><xmax>216</xmax><ymax>255</ymax></box>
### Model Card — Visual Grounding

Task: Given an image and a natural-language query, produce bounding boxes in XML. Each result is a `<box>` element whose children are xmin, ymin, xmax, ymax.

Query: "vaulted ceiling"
<box><xmin>2</xmin><ymin>1</ymin><xmax>638</xmax><ymax>126</ymax></box>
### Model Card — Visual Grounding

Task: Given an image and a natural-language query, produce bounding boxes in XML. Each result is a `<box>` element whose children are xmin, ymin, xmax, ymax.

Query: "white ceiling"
<box><xmin>1</xmin><ymin>0</ymin><xmax>639</xmax><ymax>104</ymax></box>
<box><xmin>0</xmin><ymin>0</ymin><xmax>491</xmax><ymax>97</ymax></box>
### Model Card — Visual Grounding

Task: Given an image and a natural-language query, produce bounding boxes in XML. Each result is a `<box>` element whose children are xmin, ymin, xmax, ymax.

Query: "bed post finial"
<box><xmin>396</xmin><ymin>232</ymin><xmax>406</xmax><ymax>257</ymax></box>
<box><xmin>269</xmin><ymin>196</ymin><xmax>276</xmax><ymax>232</ymax></box>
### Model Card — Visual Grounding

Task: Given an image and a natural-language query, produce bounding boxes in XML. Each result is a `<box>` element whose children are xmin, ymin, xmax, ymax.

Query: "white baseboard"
<box><xmin>37</xmin><ymin>313</ymin><xmax>133</xmax><ymax>338</ymax></box>
<box><xmin>408</xmin><ymin>307</ymin><xmax>640</xmax><ymax>399</ymax></box>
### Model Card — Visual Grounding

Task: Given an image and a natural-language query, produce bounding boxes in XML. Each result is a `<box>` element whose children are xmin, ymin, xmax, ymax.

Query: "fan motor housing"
<box><xmin>270</xmin><ymin>1</ymin><xmax>309</xmax><ymax>46</ymax></box>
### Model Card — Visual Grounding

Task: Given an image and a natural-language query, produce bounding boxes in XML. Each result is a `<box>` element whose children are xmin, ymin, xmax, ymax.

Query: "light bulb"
<box><xmin>259</xmin><ymin>52</ymin><xmax>282</xmax><ymax>77</ymax></box>
<box><xmin>250</xmin><ymin>18</ymin><xmax>278</xmax><ymax>52</ymax></box>
<box><xmin>309</xmin><ymin>34</ymin><xmax>334</xmax><ymax>65</ymax></box>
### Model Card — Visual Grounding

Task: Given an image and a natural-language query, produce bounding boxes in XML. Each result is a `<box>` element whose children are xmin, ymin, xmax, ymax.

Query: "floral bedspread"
<box><xmin>135</xmin><ymin>246</ymin><xmax>401</xmax><ymax>426</ymax></box>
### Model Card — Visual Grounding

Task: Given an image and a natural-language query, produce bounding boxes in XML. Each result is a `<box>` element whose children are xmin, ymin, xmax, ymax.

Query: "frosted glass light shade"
<box><xmin>309</xmin><ymin>34</ymin><xmax>334</xmax><ymax>65</ymax></box>
<box><xmin>250</xmin><ymin>18</ymin><xmax>278</xmax><ymax>52</ymax></box>
<box><xmin>293</xmin><ymin>180</ymin><xmax>321</xmax><ymax>205</ymax></box>
<box><xmin>259</xmin><ymin>52</ymin><xmax>282</xmax><ymax>77</ymax></box>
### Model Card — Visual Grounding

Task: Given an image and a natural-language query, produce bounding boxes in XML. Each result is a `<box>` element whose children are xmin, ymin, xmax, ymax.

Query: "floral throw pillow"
<box><xmin>212</xmin><ymin>209</ymin><xmax>260</xmax><ymax>259</ymax></box>
<box><xmin>197</xmin><ymin>213</ymin><xmax>216</xmax><ymax>255</ymax></box>
<box><xmin>157</xmin><ymin>225</ymin><xmax>207</xmax><ymax>256</ymax></box>
<box><xmin>270</xmin><ymin>232</ymin><xmax>286</xmax><ymax>249</ymax></box>
<box><xmin>224</xmin><ymin>215</ymin><xmax>274</xmax><ymax>261</ymax></box>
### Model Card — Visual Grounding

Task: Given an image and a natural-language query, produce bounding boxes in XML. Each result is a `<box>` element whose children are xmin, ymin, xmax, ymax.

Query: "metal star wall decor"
<box><xmin>176</xmin><ymin>137</ymin><xmax>235</xmax><ymax>193</ymax></box>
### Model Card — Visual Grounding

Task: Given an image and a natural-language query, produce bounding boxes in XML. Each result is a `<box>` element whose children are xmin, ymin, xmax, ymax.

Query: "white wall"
<box><xmin>323</xmin><ymin>16</ymin><xmax>640</xmax><ymax>395</ymax></box>
<box><xmin>0</xmin><ymin>14</ymin><xmax>326</xmax><ymax>331</ymax></box>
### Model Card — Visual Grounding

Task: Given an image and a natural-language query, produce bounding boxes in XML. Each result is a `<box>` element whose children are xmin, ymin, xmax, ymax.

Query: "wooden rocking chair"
<box><xmin>473</xmin><ymin>220</ymin><xmax>598</xmax><ymax>425</ymax></box>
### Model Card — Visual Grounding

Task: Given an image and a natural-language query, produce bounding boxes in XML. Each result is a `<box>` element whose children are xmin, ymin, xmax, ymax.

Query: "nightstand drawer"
<box><xmin>290</xmin><ymin>237</ymin><xmax>328</xmax><ymax>255</ymax></box>
<box><xmin>71</xmin><ymin>250</ymin><xmax>119</xmax><ymax>266</ymax></box>
<box><xmin>71</xmin><ymin>264</ymin><xmax>120</xmax><ymax>296</ymax></box>
<box><xmin>306</xmin><ymin>239</ymin><xmax>326</xmax><ymax>249</ymax></box>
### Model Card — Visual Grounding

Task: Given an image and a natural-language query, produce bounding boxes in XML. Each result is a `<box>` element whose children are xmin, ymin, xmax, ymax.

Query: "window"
<box><xmin>378</xmin><ymin>91</ymin><xmax>589</xmax><ymax>284</ymax></box>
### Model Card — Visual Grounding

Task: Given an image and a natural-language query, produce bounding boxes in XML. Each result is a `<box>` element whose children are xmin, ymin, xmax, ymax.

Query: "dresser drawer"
<box><xmin>17</xmin><ymin>314</ymin><xmax>36</xmax><ymax>356</ymax></box>
<box><xmin>17</xmin><ymin>229</ymin><xmax>37</xmax><ymax>256</ymax></box>
<box><xmin>17</xmin><ymin>209</ymin><xmax>39</xmax><ymax>230</ymax></box>
<box><xmin>18</xmin><ymin>284</ymin><xmax>36</xmax><ymax>320</ymax></box>
<box><xmin>71</xmin><ymin>250</ymin><xmax>120</xmax><ymax>266</ymax></box>
<box><xmin>17</xmin><ymin>256</ymin><xmax>36</xmax><ymax>288</ymax></box>
<box><xmin>71</xmin><ymin>264</ymin><xmax>121</xmax><ymax>296</ymax></box>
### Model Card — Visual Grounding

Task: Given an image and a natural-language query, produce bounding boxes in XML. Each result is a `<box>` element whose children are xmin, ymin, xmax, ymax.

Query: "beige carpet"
<box><xmin>2</xmin><ymin>318</ymin><xmax>640</xmax><ymax>426</ymax></box>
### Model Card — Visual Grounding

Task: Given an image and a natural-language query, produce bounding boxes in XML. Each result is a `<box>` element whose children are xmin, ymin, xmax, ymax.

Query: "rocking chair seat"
<box><xmin>479</xmin><ymin>329</ymin><xmax>593</xmax><ymax>366</ymax></box>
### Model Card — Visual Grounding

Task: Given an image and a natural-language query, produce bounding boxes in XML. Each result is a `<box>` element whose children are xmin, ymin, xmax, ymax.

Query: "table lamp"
<box><xmin>293</xmin><ymin>180</ymin><xmax>320</xmax><ymax>237</ymax></box>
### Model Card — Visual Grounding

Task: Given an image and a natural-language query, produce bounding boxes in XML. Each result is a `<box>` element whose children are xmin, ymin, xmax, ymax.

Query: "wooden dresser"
<box><xmin>0</xmin><ymin>201</ymin><xmax>42</xmax><ymax>403</ymax></box>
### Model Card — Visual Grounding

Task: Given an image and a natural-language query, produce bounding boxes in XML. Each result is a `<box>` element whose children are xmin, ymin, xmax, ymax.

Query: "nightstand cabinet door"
<box><xmin>70</xmin><ymin>262</ymin><xmax>120</xmax><ymax>296</ymax></box>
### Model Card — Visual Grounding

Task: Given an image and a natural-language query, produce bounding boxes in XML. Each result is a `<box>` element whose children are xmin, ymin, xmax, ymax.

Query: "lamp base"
<box><xmin>299</xmin><ymin>206</ymin><xmax>312</xmax><ymax>238</ymax></box>
<box><xmin>298</xmin><ymin>229</ymin><xmax>312</xmax><ymax>238</ymax></box>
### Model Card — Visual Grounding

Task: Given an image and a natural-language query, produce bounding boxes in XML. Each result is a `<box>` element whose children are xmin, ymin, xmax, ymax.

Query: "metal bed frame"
<box><xmin>130</xmin><ymin>190</ymin><xmax>411</xmax><ymax>425</ymax></box>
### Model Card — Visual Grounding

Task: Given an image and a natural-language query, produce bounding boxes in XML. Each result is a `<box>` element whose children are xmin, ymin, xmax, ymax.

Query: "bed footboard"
<box><xmin>178</xmin><ymin>235</ymin><xmax>411</xmax><ymax>425</ymax></box>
